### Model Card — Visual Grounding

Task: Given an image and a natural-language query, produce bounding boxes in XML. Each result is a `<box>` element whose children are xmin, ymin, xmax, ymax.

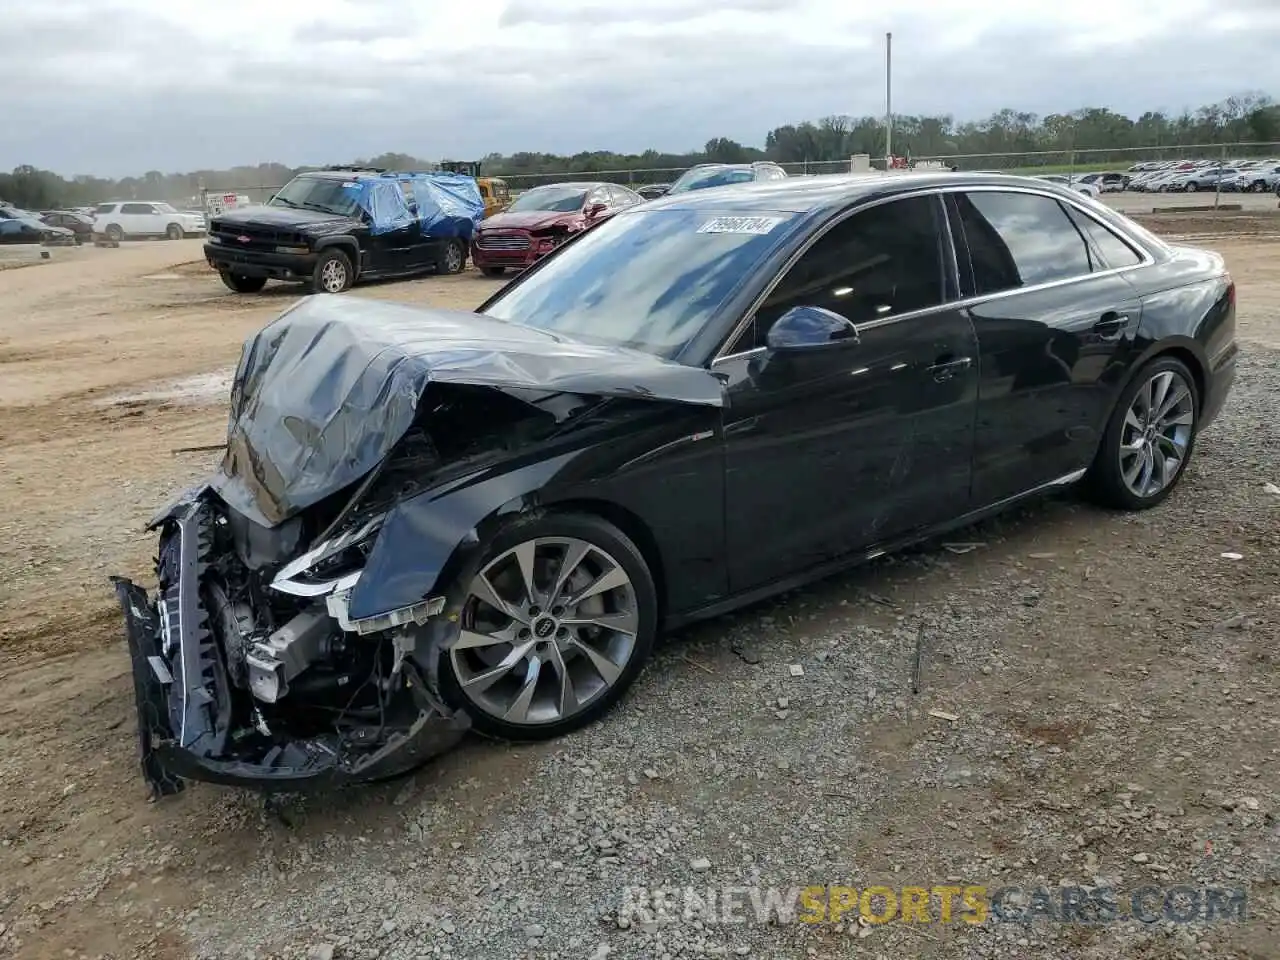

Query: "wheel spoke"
<box><xmin>1124</xmin><ymin>408</ymin><xmax>1144</xmax><ymax>434</ymax></box>
<box><xmin>469</xmin><ymin>571</ymin><xmax>529</xmax><ymax>624</ymax></box>
<box><xmin>1149</xmin><ymin>371</ymin><xmax>1172</xmax><ymax>418</ymax></box>
<box><xmin>453</xmin><ymin>626</ymin><xmax>515</xmax><ymax>650</ymax></box>
<box><xmin>568</xmin><ymin>637</ymin><xmax>623</xmax><ymax>686</ymax></box>
<box><xmin>461</xmin><ymin>640</ymin><xmax>536</xmax><ymax>693</ymax></box>
<box><xmin>543</xmin><ymin>642</ymin><xmax>579</xmax><ymax>717</ymax></box>
<box><xmin>561</xmin><ymin>609</ymin><xmax>639</xmax><ymax>636</ymax></box>
<box><xmin>549</xmin><ymin>540</ymin><xmax>592</xmax><ymax>605</ymax></box>
<box><xmin>565</xmin><ymin>565</ymin><xmax>630</xmax><ymax>607</ymax></box>
<box><xmin>1122</xmin><ymin>448</ymin><xmax>1146</xmax><ymax>486</ymax></box>
<box><xmin>1163</xmin><ymin>410</ymin><xmax>1194</xmax><ymax>427</ymax></box>
<box><xmin>1155</xmin><ymin>384</ymin><xmax>1190</xmax><ymax>422</ymax></box>
<box><xmin>512</xmin><ymin>540</ymin><xmax>539</xmax><ymax>607</ymax></box>
<box><xmin>502</xmin><ymin>655</ymin><xmax>542</xmax><ymax>723</ymax></box>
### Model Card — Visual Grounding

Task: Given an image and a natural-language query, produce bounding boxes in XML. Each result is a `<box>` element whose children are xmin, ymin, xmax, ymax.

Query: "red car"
<box><xmin>471</xmin><ymin>181</ymin><xmax>642</xmax><ymax>276</ymax></box>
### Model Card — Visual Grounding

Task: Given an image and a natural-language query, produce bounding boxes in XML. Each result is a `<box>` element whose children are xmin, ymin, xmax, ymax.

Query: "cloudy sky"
<box><xmin>3</xmin><ymin>0</ymin><xmax>1278</xmax><ymax>177</ymax></box>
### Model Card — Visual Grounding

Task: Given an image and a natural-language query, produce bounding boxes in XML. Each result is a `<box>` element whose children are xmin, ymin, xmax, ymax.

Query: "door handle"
<box><xmin>928</xmin><ymin>356</ymin><xmax>972</xmax><ymax>382</ymax></box>
<box><xmin>1094</xmin><ymin>311</ymin><xmax>1130</xmax><ymax>339</ymax></box>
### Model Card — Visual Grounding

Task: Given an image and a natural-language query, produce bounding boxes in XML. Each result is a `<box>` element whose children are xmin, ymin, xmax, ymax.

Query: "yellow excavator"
<box><xmin>439</xmin><ymin>161</ymin><xmax>510</xmax><ymax>218</ymax></box>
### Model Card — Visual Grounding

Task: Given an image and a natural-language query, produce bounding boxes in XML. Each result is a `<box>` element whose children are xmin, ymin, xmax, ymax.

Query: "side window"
<box><xmin>121</xmin><ymin>202</ymin><xmax>151</xmax><ymax>215</ymax></box>
<box><xmin>399</xmin><ymin>179</ymin><xmax>418</xmax><ymax>212</ymax></box>
<box><xmin>749</xmin><ymin>194</ymin><xmax>946</xmax><ymax>348</ymax></box>
<box><xmin>609</xmin><ymin>185</ymin><xmax>637</xmax><ymax>206</ymax></box>
<box><xmin>95</xmin><ymin>203</ymin><xmax>116</xmax><ymax>215</ymax></box>
<box><xmin>954</xmin><ymin>191</ymin><xmax>1091</xmax><ymax>294</ymax></box>
<box><xmin>589</xmin><ymin>188</ymin><xmax>610</xmax><ymax>208</ymax></box>
<box><xmin>1062</xmin><ymin>206</ymin><xmax>1143</xmax><ymax>269</ymax></box>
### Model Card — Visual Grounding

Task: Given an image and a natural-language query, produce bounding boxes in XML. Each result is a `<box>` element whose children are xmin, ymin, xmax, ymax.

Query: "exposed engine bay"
<box><xmin>113</xmin><ymin>385</ymin><xmax>591</xmax><ymax>796</ymax></box>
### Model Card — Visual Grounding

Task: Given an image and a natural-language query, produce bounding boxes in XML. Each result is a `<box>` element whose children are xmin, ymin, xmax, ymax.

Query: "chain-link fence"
<box><xmin>204</xmin><ymin>140</ymin><xmax>1280</xmax><ymax>202</ymax></box>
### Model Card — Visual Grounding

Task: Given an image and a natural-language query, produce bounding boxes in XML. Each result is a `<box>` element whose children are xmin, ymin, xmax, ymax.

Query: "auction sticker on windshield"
<box><xmin>697</xmin><ymin>216</ymin><xmax>786</xmax><ymax>235</ymax></box>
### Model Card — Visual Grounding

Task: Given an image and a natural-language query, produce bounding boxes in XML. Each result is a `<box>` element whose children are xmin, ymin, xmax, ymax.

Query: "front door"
<box><xmin>716</xmin><ymin>193</ymin><xmax>979</xmax><ymax>593</ymax></box>
<box><xmin>945</xmin><ymin>189</ymin><xmax>1146</xmax><ymax>504</ymax></box>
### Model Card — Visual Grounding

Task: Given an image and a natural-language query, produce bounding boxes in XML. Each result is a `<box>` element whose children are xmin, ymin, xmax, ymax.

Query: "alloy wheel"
<box><xmin>444</xmin><ymin>242</ymin><xmax>463</xmax><ymax>273</ymax></box>
<box><xmin>319</xmin><ymin>258</ymin><xmax>347</xmax><ymax>293</ymax></box>
<box><xmin>1118</xmin><ymin>369</ymin><xmax>1195</xmax><ymax>499</ymax></box>
<box><xmin>450</xmin><ymin>537</ymin><xmax>639</xmax><ymax>726</ymax></box>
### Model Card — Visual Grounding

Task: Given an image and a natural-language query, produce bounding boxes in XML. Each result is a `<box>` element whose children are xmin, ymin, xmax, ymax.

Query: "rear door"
<box><xmin>119</xmin><ymin>202</ymin><xmax>156</xmax><ymax>236</ymax></box>
<box><xmin>946</xmin><ymin>187</ymin><xmax>1147</xmax><ymax>505</ymax></box>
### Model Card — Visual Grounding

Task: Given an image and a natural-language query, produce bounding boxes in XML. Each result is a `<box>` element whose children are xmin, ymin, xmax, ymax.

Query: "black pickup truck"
<box><xmin>204</xmin><ymin>168</ymin><xmax>485</xmax><ymax>294</ymax></box>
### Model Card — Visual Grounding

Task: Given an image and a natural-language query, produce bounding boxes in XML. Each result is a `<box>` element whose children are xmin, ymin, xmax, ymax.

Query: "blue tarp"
<box><xmin>357</xmin><ymin>172</ymin><xmax>484</xmax><ymax>239</ymax></box>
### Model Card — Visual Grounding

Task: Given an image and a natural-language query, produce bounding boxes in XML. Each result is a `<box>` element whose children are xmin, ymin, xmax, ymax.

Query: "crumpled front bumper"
<box><xmin>111</xmin><ymin>574</ymin><xmax>471</xmax><ymax>798</ymax></box>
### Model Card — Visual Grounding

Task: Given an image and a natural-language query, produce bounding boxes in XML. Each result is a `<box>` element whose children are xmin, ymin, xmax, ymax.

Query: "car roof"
<box><xmin>522</xmin><ymin>182</ymin><xmax>612</xmax><ymax>191</ymax></box>
<box><xmin>638</xmin><ymin>171</ymin><xmax>1081</xmax><ymax>214</ymax></box>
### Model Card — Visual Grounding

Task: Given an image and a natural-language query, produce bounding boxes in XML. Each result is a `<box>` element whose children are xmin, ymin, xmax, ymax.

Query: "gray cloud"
<box><xmin>0</xmin><ymin>0</ymin><xmax>1276</xmax><ymax>179</ymax></box>
<box><xmin>499</xmin><ymin>0</ymin><xmax>789</xmax><ymax>28</ymax></box>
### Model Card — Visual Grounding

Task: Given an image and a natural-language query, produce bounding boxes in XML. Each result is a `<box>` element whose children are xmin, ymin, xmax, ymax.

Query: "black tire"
<box><xmin>1085</xmin><ymin>355</ymin><xmax>1200</xmax><ymax>511</ymax></box>
<box><xmin>104</xmin><ymin>223</ymin><xmax>123</xmax><ymax>242</ymax></box>
<box><xmin>438</xmin><ymin>238</ymin><xmax>466</xmax><ymax>275</ymax></box>
<box><xmin>438</xmin><ymin>511</ymin><xmax>658</xmax><ymax>742</ymax></box>
<box><xmin>1185</xmin><ymin>181</ymin><xmax>1198</xmax><ymax>192</ymax></box>
<box><xmin>1252</xmin><ymin>181</ymin><xmax>1267</xmax><ymax>193</ymax></box>
<box><xmin>166</xmin><ymin>223</ymin><xmax>184</xmax><ymax>240</ymax></box>
<box><xmin>219</xmin><ymin>271</ymin><xmax>267</xmax><ymax>293</ymax></box>
<box><xmin>312</xmin><ymin>248</ymin><xmax>354</xmax><ymax>293</ymax></box>
<box><xmin>480</xmin><ymin>266</ymin><xmax>506</xmax><ymax>277</ymax></box>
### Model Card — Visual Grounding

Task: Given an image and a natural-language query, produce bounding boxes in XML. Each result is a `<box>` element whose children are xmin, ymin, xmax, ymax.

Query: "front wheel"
<box><xmin>438</xmin><ymin>238</ymin><xmax>466</xmax><ymax>275</ymax></box>
<box><xmin>439</xmin><ymin>512</ymin><xmax>658</xmax><ymax>741</ymax></box>
<box><xmin>312</xmin><ymin>248</ymin><xmax>354</xmax><ymax>293</ymax></box>
<box><xmin>218</xmin><ymin>271</ymin><xmax>267</xmax><ymax>293</ymax></box>
<box><xmin>1085</xmin><ymin>356</ymin><xmax>1199</xmax><ymax>511</ymax></box>
<box><xmin>166</xmin><ymin>223</ymin><xmax>184</xmax><ymax>240</ymax></box>
<box><xmin>1185</xmin><ymin>182</ymin><xmax>1198</xmax><ymax>192</ymax></box>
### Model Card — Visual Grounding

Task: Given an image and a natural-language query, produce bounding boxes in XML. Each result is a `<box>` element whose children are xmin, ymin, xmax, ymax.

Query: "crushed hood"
<box><xmin>213</xmin><ymin>295</ymin><xmax>725</xmax><ymax>527</ymax></box>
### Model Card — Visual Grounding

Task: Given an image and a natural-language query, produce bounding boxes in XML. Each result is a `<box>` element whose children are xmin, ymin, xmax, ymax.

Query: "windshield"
<box><xmin>668</xmin><ymin>166</ymin><xmax>756</xmax><ymax>194</ymax></box>
<box><xmin>507</xmin><ymin>186</ymin><xmax>588</xmax><ymax>213</ymax></box>
<box><xmin>482</xmin><ymin>208</ymin><xmax>798</xmax><ymax>359</ymax></box>
<box><xmin>268</xmin><ymin>176</ymin><xmax>362</xmax><ymax>217</ymax></box>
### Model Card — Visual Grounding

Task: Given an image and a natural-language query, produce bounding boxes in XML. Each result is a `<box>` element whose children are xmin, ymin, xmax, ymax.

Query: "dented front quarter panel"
<box><xmin>347</xmin><ymin>400</ymin><xmax>729</xmax><ymax>627</ymax></box>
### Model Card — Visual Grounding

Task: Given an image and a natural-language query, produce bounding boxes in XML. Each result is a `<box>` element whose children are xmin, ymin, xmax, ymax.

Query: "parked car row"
<box><xmin>1124</xmin><ymin>157</ymin><xmax>1280</xmax><ymax>193</ymax></box>
<box><xmin>0</xmin><ymin>204</ymin><xmax>77</xmax><ymax>245</ymax></box>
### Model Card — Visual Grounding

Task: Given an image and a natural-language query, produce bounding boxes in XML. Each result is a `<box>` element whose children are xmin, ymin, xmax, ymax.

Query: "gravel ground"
<box><xmin>2</xmin><ymin>225</ymin><xmax>1279</xmax><ymax>960</ymax></box>
<box><xmin>33</xmin><ymin>346</ymin><xmax>1270</xmax><ymax>960</ymax></box>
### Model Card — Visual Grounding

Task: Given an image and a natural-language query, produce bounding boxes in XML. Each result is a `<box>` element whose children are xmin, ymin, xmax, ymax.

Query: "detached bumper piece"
<box><xmin>112</xmin><ymin>497</ymin><xmax>470</xmax><ymax>796</ymax></box>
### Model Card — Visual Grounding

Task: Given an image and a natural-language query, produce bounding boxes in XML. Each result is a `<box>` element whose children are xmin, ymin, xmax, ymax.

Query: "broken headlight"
<box><xmin>270</xmin><ymin>515</ymin><xmax>384</xmax><ymax>598</ymax></box>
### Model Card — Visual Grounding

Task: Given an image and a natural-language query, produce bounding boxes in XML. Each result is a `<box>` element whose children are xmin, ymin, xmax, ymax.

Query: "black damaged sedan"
<box><xmin>115</xmin><ymin>173</ymin><xmax>1237</xmax><ymax>796</ymax></box>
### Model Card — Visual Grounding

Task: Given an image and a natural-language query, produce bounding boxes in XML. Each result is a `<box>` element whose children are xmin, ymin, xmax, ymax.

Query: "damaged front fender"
<box><xmin>345</xmin><ymin>450</ymin><xmax>579</xmax><ymax>623</ymax></box>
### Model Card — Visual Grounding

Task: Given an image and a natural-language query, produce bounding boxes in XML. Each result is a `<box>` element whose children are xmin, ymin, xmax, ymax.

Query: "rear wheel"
<box><xmin>312</xmin><ymin>248</ymin><xmax>354</xmax><ymax>293</ymax></box>
<box><xmin>166</xmin><ymin>223</ymin><xmax>184</xmax><ymax>240</ymax></box>
<box><xmin>480</xmin><ymin>266</ymin><xmax>506</xmax><ymax>277</ymax></box>
<box><xmin>1085</xmin><ymin>356</ymin><xmax>1199</xmax><ymax>511</ymax></box>
<box><xmin>218</xmin><ymin>271</ymin><xmax>267</xmax><ymax>293</ymax></box>
<box><xmin>1185</xmin><ymin>181</ymin><xmax>1198</xmax><ymax>192</ymax></box>
<box><xmin>104</xmin><ymin>224</ymin><xmax>123</xmax><ymax>242</ymax></box>
<box><xmin>438</xmin><ymin>238</ymin><xmax>466</xmax><ymax>275</ymax></box>
<box><xmin>439</xmin><ymin>512</ymin><xmax>658</xmax><ymax>741</ymax></box>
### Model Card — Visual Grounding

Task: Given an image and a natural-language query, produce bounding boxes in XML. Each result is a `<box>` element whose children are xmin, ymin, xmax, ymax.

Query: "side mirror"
<box><xmin>766</xmin><ymin>306</ymin><xmax>859</xmax><ymax>352</ymax></box>
<box><xmin>586</xmin><ymin>202</ymin><xmax>608</xmax><ymax>218</ymax></box>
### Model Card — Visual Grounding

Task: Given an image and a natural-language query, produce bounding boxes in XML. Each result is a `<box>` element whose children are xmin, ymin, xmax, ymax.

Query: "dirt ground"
<box><xmin>1</xmin><ymin>215</ymin><xmax>1278</xmax><ymax>960</ymax></box>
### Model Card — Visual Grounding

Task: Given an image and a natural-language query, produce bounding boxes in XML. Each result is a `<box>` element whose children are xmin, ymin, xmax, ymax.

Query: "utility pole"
<box><xmin>884</xmin><ymin>32</ymin><xmax>893</xmax><ymax>169</ymax></box>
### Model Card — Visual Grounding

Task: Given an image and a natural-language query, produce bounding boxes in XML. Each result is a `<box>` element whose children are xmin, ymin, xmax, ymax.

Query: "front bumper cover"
<box><xmin>111</xmin><ymin>505</ymin><xmax>471</xmax><ymax>797</ymax></box>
